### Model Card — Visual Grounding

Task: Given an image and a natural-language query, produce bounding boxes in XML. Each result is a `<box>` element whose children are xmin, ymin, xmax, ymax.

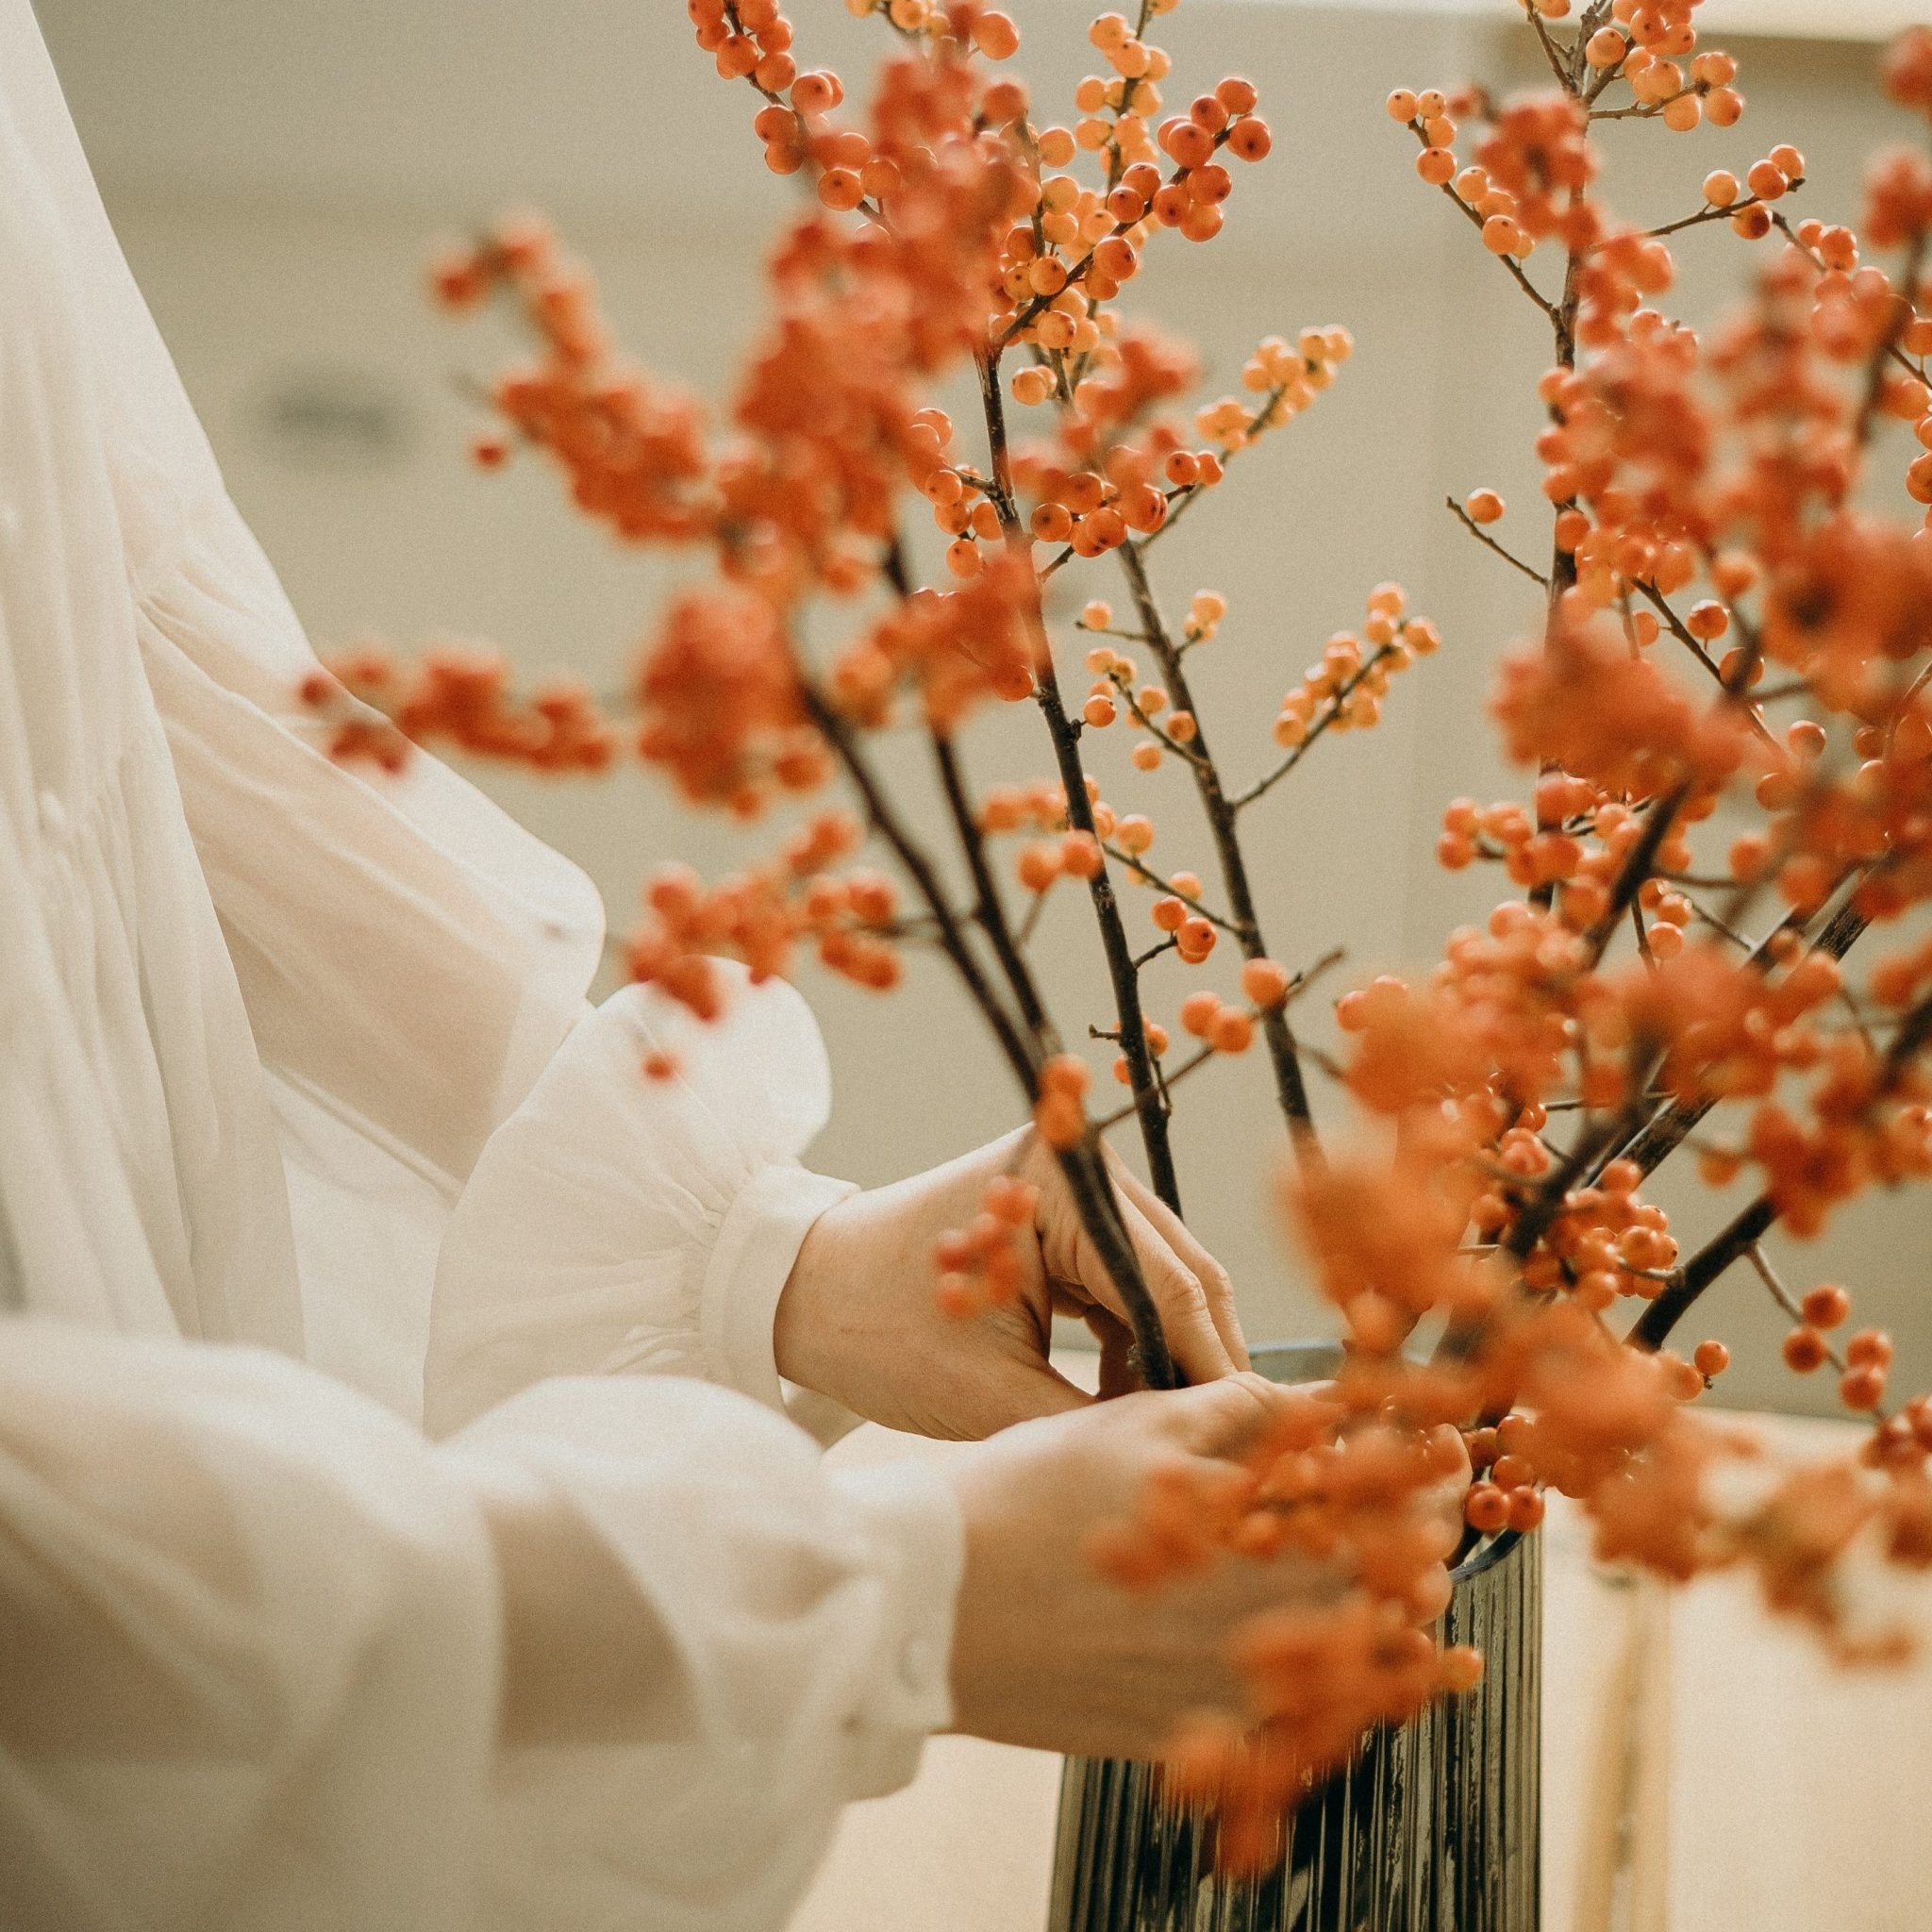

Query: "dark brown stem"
<box><xmin>1855</xmin><ymin>230</ymin><xmax>1927</xmax><ymax>450</ymax></box>
<box><xmin>977</xmin><ymin>351</ymin><xmax>1185</xmax><ymax>1214</ymax></box>
<box><xmin>1103</xmin><ymin>844</ymin><xmax>1242</xmax><ymax>933</ymax></box>
<box><xmin>1448</xmin><ymin>496</ymin><xmax>1549</xmax><ymax>589</ymax></box>
<box><xmin>931</xmin><ymin>730</ymin><xmax>1052</xmax><ymax>1041</ymax></box>
<box><xmin>1034</xmin><ymin>666</ymin><xmax>1185</xmax><ymax>1215</ymax></box>
<box><xmin>804</xmin><ymin>678</ymin><xmax>1179</xmax><ymax>1389</ymax></box>
<box><xmin>1234</xmin><ymin>641</ymin><xmax>1405</xmax><ymax>811</ymax></box>
<box><xmin>1057</xmin><ymin>1138</ymin><xmax>1179</xmax><ymax>1389</ymax></box>
<box><xmin>1628</xmin><ymin>1192</ymin><xmax>1776</xmax><ymax>1351</ymax></box>
<box><xmin>1116</xmin><ymin>541</ymin><xmax>1323</xmax><ymax>1166</ymax></box>
<box><xmin>1633</xmin><ymin>975</ymin><xmax>1932</xmax><ymax>1352</ymax></box>
<box><xmin>1618</xmin><ymin>888</ymin><xmax>1870</xmax><ymax>1178</ymax></box>
<box><xmin>801</xmin><ymin>682</ymin><xmax>1037</xmax><ymax>1091</ymax></box>
<box><xmin>1644</xmin><ymin>191</ymin><xmax>1785</xmax><ymax>242</ymax></box>
<box><xmin>1580</xmin><ymin>780</ymin><xmax>1693</xmax><ymax>966</ymax></box>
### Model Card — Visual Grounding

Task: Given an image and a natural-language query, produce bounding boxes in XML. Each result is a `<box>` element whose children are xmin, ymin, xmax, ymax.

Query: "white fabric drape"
<box><xmin>0</xmin><ymin>5</ymin><xmax>963</xmax><ymax>1926</ymax></box>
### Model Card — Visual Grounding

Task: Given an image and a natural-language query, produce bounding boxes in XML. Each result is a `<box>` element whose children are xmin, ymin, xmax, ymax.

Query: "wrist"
<box><xmin>772</xmin><ymin>1187</ymin><xmax>855</xmax><ymax>1395</ymax></box>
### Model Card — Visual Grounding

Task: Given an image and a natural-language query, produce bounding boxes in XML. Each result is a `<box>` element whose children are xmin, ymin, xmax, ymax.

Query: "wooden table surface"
<box><xmin>797</xmin><ymin>1407</ymin><xmax>1932</xmax><ymax>1932</ymax></box>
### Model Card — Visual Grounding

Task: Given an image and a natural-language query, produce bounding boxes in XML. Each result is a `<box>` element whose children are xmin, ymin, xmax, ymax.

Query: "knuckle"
<box><xmin>1164</xmin><ymin>1269</ymin><xmax>1210</xmax><ymax>1319</ymax></box>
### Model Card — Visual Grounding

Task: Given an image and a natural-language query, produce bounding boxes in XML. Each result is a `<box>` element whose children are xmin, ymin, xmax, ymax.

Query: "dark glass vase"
<box><xmin>1047</xmin><ymin>1343</ymin><xmax>1541</xmax><ymax>1932</ymax></box>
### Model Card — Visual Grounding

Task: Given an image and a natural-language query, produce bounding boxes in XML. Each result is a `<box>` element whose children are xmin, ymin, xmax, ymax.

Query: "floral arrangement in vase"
<box><xmin>300</xmin><ymin>0</ymin><xmax>1932</xmax><ymax>1870</ymax></box>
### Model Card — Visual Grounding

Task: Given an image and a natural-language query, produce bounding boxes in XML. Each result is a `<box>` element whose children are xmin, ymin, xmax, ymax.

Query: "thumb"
<box><xmin>973</xmin><ymin>1357</ymin><xmax>1093</xmax><ymax>1432</ymax></box>
<box><xmin>1154</xmin><ymin>1372</ymin><xmax>1290</xmax><ymax>1457</ymax></box>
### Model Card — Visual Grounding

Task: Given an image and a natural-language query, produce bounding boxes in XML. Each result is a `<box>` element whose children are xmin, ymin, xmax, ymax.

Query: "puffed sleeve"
<box><xmin>0</xmin><ymin>1318</ymin><xmax>962</xmax><ymax>1932</ymax></box>
<box><xmin>425</xmin><ymin>964</ymin><xmax>858</xmax><ymax>1441</ymax></box>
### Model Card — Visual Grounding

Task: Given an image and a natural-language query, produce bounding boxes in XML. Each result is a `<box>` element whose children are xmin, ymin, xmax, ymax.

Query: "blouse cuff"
<box><xmin>831</xmin><ymin>1457</ymin><xmax>966</xmax><ymax>1800</ymax></box>
<box><xmin>699</xmin><ymin>1163</ymin><xmax>858</xmax><ymax>1415</ymax></box>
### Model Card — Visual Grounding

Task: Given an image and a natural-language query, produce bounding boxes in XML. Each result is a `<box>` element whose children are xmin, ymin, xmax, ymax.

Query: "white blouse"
<box><xmin>0</xmin><ymin>6</ymin><xmax>962</xmax><ymax>1928</ymax></box>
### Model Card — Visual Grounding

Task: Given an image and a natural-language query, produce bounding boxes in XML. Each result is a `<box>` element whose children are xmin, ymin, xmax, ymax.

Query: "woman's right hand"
<box><xmin>943</xmin><ymin>1374</ymin><xmax>1378</xmax><ymax>1761</ymax></box>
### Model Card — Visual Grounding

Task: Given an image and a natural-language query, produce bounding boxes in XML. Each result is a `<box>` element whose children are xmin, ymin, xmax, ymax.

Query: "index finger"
<box><xmin>1108</xmin><ymin>1158</ymin><xmax>1251</xmax><ymax>1372</ymax></box>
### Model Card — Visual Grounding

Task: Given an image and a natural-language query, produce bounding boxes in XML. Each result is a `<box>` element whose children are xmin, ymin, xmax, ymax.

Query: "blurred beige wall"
<box><xmin>40</xmin><ymin>0</ymin><xmax>1928</xmax><ymax>1415</ymax></box>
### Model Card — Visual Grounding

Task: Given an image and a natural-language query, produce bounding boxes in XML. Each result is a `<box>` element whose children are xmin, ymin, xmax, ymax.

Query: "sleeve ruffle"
<box><xmin>425</xmin><ymin>963</ymin><xmax>858</xmax><ymax>1440</ymax></box>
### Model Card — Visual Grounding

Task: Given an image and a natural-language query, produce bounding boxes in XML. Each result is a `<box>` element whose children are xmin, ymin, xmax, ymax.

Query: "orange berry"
<box><xmin>1209</xmin><ymin>1008</ymin><xmax>1254</xmax><ymax>1053</ymax></box>
<box><xmin>1152</xmin><ymin>895</ymin><xmax>1187</xmax><ymax>932</ymax></box>
<box><xmin>1465</xmin><ymin>1483</ymin><xmax>1507</xmax><ymax>1533</ymax></box>
<box><xmin>1800</xmin><ymin>1284</ymin><xmax>1850</xmax><ymax>1329</ymax></box>
<box><xmin>1034</xmin><ymin>1091</ymin><xmax>1086</xmax><ymax>1149</ymax></box>
<box><xmin>1041</xmin><ymin>1053</ymin><xmax>1091</xmax><ymax>1099</ymax></box>
<box><xmin>1017</xmin><ymin>842</ymin><xmax>1061</xmax><ymax>892</ymax></box>
<box><xmin>1783</xmin><ymin>1326</ymin><xmax>1828</xmax><ymax>1374</ymax></box>
<box><xmin>818</xmin><ymin>166</ymin><xmax>866</xmax><ymax>211</ymax></box>
<box><xmin>1466</xmin><ymin>488</ymin><xmax>1504</xmax><ymax>524</ymax></box>
<box><xmin>1226</xmin><ymin>118</ymin><xmax>1271</xmax><ymax>162</ymax></box>
<box><xmin>1506</xmin><ymin>1489</ymin><xmax>1545</xmax><ymax>1533</ymax></box>
<box><xmin>1693</xmin><ymin>1340</ymin><xmax>1730</xmax><ymax>1378</ymax></box>
<box><xmin>1179</xmin><ymin>990</ymin><xmax>1222</xmax><ymax>1037</ymax></box>
<box><xmin>1840</xmin><ymin>1365</ymin><xmax>1887</xmax><ymax>1412</ymax></box>
<box><xmin>1061</xmin><ymin>831</ymin><xmax>1104</xmax><ymax>880</ymax></box>
<box><xmin>791</xmin><ymin>70</ymin><xmax>841</xmax><ymax>115</ymax></box>
<box><xmin>1241</xmin><ymin>957</ymin><xmax>1291</xmax><ymax>1006</ymax></box>
<box><xmin>1177</xmin><ymin>917</ymin><xmax>1218</xmax><ymax>961</ymax></box>
<box><xmin>972</xmin><ymin>9</ymin><xmax>1020</xmax><ymax>58</ymax></box>
<box><xmin>1846</xmin><ymin>1328</ymin><xmax>1894</xmax><ymax>1371</ymax></box>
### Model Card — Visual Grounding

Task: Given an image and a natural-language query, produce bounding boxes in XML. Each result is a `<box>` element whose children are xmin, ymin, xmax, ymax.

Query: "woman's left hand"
<box><xmin>774</xmin><ymin>1128</ymin><xmax>1248</xmax><ymax>1440</ymax></box>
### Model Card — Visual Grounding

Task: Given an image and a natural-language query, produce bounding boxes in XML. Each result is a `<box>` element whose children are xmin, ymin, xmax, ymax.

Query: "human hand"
<box><xmin>774</xmin><ymin>1127</ymin><xmax>1246</xmax><ymax>1440</ymax></box>
<box><xmin>943</xmin><ymin>1374</ymin><xmax>1387</xmax><ymax>1759</ymax></box>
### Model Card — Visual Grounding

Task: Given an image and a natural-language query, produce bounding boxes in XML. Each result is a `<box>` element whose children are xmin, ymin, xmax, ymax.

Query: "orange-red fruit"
<box><xmin>1507</xmin><ymin>1489</ymin><xmax>1545</xmax><ymax>1533</ymax></box>
<box><xmin>973</xmin><ymin>9</ymin><xmax>1020</xmax><ymax>58</ymax></box>
<box><xmin>1846</xmin><ymin>1328</ymin><xmax>1894</xmax><ymax>1370</ymax></box>
<box><xmin>1783</xmin><ymin>1326</ymin><xmax>1828</xmax><ymax>1374</ymax></box>
<box><xmin>1179</xmin><ymin>990</ymin><xmax>1222</xmax><ymax>1038</ymax></box>
<box><xmin>1800</xmin><ymin>1284</ymin><xmax>1850</xmax><ymax>1330</ymax></box>
<box><xmin>1693</xmin><ymin>1339</ymin><xmax>1730</xmax><ymax>1378</ymax></box>
<box><xmin>1226</xmin><ymin>118</ymin><xmax>1272</xmax><ymax>162</ymax></box>
<box><xmin>1465</xmin><ymin>1483</ymin><xmax>1508</xmax><ymax>1534</ymax></box>
<box><xmin>1177</xmin><ymin>917</ymin><xmax>1218</xmax><ymax>960</ymax></box>
<box><xmin>1840</xmin><ymin>1365</ymin><xmax>1887</xmax><ymax>1412</ymax></box>
<box><xmin>1209</xmin><ymin>1009</ymin><xmax>1254</xmax><ymax>1054</ymax></box>
<box><xmin>1241</xmin><ymin>957</ymin><xmax>1291</xmax><ymax>1006</ymax></box>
